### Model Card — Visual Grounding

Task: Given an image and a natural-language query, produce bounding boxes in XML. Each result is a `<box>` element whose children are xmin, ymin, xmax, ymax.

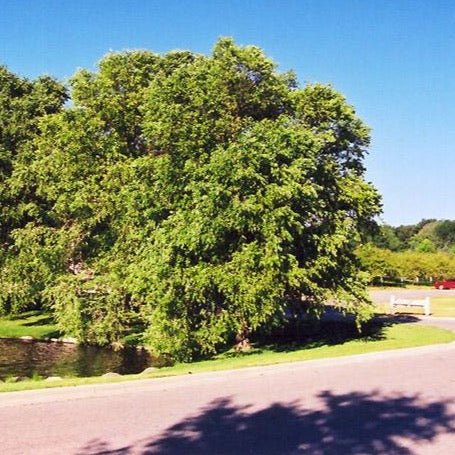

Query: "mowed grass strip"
<box><xmin>0</xmin><ymin>311</ymin><xmax>60</xmax><ymax>339</ymax></box>
<box><xmin>423</xmin><ymin>296</ymin><xmax>455</xmax><ymax>317</ymax></box>
<box><xmin>1</xmin><ymin>323</ymin><xmax>453</xmax><ymax>393</ymax></box>
<box><xmin>375</xmin><ymin>295</ymin><xmax>455</xmax><ymax>318</ymax></box>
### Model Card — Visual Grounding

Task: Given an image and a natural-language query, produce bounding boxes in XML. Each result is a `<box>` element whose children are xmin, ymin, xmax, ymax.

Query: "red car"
<box><xmin>434</xmin><ymin>279</ymin><xmax>455</xmax><ymax>290</ymax></box>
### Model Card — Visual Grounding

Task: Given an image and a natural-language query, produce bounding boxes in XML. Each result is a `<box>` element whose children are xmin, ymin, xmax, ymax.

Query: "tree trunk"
<box><xmin>235</xmin><ymin>322</ymin><xmax>251</xmax><ymax>352</ymax></box>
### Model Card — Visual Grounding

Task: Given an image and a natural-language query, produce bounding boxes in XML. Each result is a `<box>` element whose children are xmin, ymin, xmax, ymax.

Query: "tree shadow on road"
<box><xmin>78</xmin><ymin>389</ymin><xmax>454</xmax><ymax>454</ymax></box>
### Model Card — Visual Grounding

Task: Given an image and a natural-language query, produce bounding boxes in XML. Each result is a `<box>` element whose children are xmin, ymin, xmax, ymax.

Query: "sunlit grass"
<box><xmin>0</xmin><ymin>311</ymin><xmax>60</xmax><ymax>339</ymax></box>
<box><xmin>429</xmin><ymin>297</ymin><xmax>455</xmax><ymax>317</ymax></box>
<box><xmin>375</xmin><ymin>296</ymin><xmax>455</xmax><ymax>318</ymax></box>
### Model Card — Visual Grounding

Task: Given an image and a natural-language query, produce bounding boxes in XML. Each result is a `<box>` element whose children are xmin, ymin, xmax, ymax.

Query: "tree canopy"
<box><xmin>0</xmin><ymin>39</ymin><xmax>381</xmax><ymax>360</ymax></box>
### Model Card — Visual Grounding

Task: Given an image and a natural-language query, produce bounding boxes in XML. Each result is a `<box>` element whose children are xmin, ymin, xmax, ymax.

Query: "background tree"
<box><xmin>0</xmin><ymin>67</ymin><xmax>67</xmax><ymax>313</ymax></box>
<box><xmin>0</xmin><ymin>66</ymin><xmax>67</xmax><ymax>240</ymax></box>
<box><xmin>393</xmin><ymin>219</ymin><xmax>434</xmax><ymax>250</ymax></box>
<box><xmin>370</xmin><ymin>224</ymin><xmax>404</xmax><ymax>251</ymax></box>
<box><xmin>433</xmin><ymin>220</ymin><xmax>455</xmax><ymax>250</ymax></box>
<box><xmin>355</xmin><ymin>245</ymin><xmax>400</xmax><ymax>279</ymax></box>
<box><xmin>357</xmin><ymin>245</ymin><xmax>455</xmax><ymax>283</ymax></box>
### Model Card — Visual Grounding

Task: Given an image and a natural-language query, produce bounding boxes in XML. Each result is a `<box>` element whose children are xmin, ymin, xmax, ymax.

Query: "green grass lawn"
<box><xmin>0</xmin><ymin>311</ymin><xmax>60</xmax><ymax>339</ymax></box>
<box><xmin>1</xmin><ymin>323</ymin><xmax>453</xmax><ymax>393</ymax></box>
<box><xmin>429</xmin><ymin>297</ymin><xmax>455</xmax><ymax>317</ymax></box>
<box><xmin>375</xmin><ymin>296</ymin><xmax>455</xmax><ymax>318</ymax></box>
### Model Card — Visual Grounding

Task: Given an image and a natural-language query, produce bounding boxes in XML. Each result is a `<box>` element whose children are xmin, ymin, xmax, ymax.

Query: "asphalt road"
<box><xmin>1</xmin><ymin>342</ymin><xmax>455</xmax><ymax>455</ymax></box>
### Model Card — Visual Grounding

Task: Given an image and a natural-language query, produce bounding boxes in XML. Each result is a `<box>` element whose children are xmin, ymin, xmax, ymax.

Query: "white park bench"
<box><xmin>390</xmin><ymin>295</ymin><xmax>431</xmax><ymax>316</ymax></box>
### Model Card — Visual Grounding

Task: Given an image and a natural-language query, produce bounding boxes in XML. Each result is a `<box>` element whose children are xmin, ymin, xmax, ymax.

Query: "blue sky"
<box><xmin>1</xmin><ymin>0</ymin><xmax>454</xmax><ymax>226</ymax></box>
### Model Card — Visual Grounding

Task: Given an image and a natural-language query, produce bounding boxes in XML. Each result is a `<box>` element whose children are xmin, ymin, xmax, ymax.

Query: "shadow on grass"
<box><xmin>207</xmin><ymin>313</ymin><xmax>425</xmax><ymax>360</ymax></box>
<box><xmin>22</xmin><ymin>315</ymin><xmax>55</xmax><ymax>327</ymax></box>
<box><xmin>37</xmin><ymin>330</ymin><xmax>61</xmax><ymax>338</ymax></box>
<box><xmin>249</xmin><ymin>319</ymin><xmax>388</xmax><ymax>354</ymax></box>
<box><xmin>3</xmin><ymin>310</ymin><xmax>56</xmax><ymax>327</ymax></box>
<box><xmin>77</xmin><ymin>390</ymin><xmax>454</xmax><ymax>454</ymax></box>
<box><xmin>4</xmin><ymin>310</ymin><xmax>43</xmax><ymax>320</ymax></box>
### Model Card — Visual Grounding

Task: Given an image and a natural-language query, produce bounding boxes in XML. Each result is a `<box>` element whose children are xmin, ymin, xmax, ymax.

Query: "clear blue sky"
<box><xmin>1</xmin><ymin>0</ymin><xmax>454</xmax><ymax>226</ymax></box>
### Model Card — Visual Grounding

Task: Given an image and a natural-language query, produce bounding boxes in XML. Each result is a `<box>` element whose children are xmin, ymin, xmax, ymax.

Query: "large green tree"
<box><xmin>0</xmin><ymin>66</ymin><xmax>67</xmax><ymax>239</ymax></box>
<box><xmin>0</xmin><ymin>39</ymin><xmax>381</xmax><ymax>360</ymax></box>
<box><xmin>0</xmin><ymin>67</ymin><xmax>67</xmax><ymax>313</ymax></box>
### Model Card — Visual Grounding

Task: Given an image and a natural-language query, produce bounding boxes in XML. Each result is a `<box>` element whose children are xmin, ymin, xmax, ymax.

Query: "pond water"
<box><xmin>0</xmin><ymin>338</ymin><xmax>159</xmax><ymax>379</ymax></box>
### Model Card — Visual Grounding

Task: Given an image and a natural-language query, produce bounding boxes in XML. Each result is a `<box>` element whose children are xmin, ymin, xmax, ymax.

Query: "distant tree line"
<box><xmin>371</xmin><ymin>219</ymin><xmax>455</xmax><ymax>253</ymax></box>
<box><xmin>357</xmin><ymin>219</ymin><xmax>455</xmax><ymax>283</ymax></box>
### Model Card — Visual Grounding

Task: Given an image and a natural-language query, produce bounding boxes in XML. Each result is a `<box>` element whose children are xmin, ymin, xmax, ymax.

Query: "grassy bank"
<box><xmin>1</xmin><ymin>323</ymin><xmax>453</xmax><ymax>393</ymax></box>
<box><xmin>0</xmin><ymin>311</ymin><xmax>60</xmax><ymax>339</ymax></box>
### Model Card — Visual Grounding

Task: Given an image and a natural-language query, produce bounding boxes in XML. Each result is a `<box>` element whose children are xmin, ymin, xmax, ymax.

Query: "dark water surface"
<box><xmin>0</xmin><ymin>338</ymin><xmax>155</xmax><ymax>379</ymax></box>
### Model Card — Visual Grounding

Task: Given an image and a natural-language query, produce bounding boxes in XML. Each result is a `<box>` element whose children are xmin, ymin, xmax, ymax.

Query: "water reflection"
<box><xmin>0</xmin><ymin>338</ymin><xmax>156</xmax><ymax>379</ymax></box>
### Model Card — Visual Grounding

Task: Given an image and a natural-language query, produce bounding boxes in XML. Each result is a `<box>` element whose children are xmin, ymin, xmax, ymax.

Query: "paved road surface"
<box><xmin>1</xmin><ymin>342</ymin><xmax>455</xmax><ymax>454</ymax></box>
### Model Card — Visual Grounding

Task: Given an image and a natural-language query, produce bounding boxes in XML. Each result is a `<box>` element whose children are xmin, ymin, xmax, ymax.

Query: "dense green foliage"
<box><xmin>357</xmin><ymin>244</ymin><xmax>455</xmax><ymax>282</ymax></box>
<box><xmin>0</xmin><ymin>66</ymin><xmax>68</xmax><ymax>312</ymax></box>
<box><xmin>0</xmin><ymin>66</ymin><xmax>67</xmax><ymax>238</ymax></box>
<box><xmin>0</xmin><ymin>39</ymin><xmax>380</xmax><ymax>360</ymax></box>
<box><xmin>360</xmin><ymin>219</ymin><xmax>455</xmax><ymax>282</ymax></box>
